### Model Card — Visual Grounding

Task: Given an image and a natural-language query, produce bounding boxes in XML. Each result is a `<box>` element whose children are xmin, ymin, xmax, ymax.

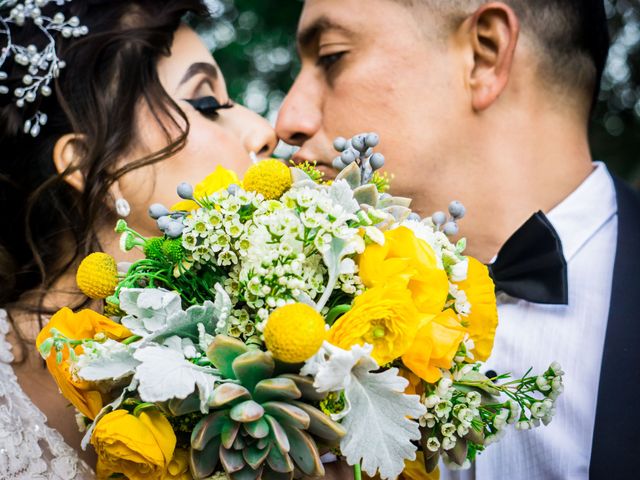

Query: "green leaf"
<box><xmin>262</xmin><ymin>402</ymin><xmax>310</xmax><ymax>430</ymax></box>
<box><xmin>282</xmin><ymin>426</ymin><xmax>324</xmax><ymax>477</ymax></box>
<box><xmin>244</xmin><ymin>417</ymin><xmax>270</xmax><ymax>439</ymax></box>
<box><xmin>265</xmin><ymin>431</ymin><xmax>294</xmax><ymax>473</ymax></box>
<box><xmin>220</xmin><ymin>447</ymin><xmax>245</xmax><ymax>473</ymax></box>
<box><xmin>230</xmin><ymin>400</ymin><xmax>265</xmax><ymax>423</ymax></box>
<box><xmin>243</xmin><ymin>443</ymin><xmax>271</xmax><ymax>469</ymax></box>
<box><xmin>210</xmin><ymin>383</ymin><xmax>252</xmax><ymax>408</ymax></box>
<box><xmin>221</xmin><ymin>418</ymin><xmax>241</xmax><ymax>449</ymax></box>
<box><xmin>207</xmin><ymin>335</ymin><xmax>249</xmax><ymax>379</ymax></box>
<box><xmin>191</xmin><ymin>410</ymin><xmax>230</xmax><ymax>450</ymax></box>
<box><xmin>190</xmin><ymin>436</ymin><xmax>221</xmax><ymax>478</ymax></box>
<box><xmin>265</xmin><ymin>415</ymin><xmax>290</xmax><ymax>453</ymax></box>
<box><xmin>278</xmin><ymin>374</ymin><xmax>326</xmax><ymax>402</ymax></box>
<box><xmin>353</xmin><ymin>184</ymin><xmax>379</xmax><ymax>208</ymax></box>
<box><xmin>232</xmin><ymin>350</ymin><xmax>275</xmax><ymax>392</ymax></box>
<box><xmin>290</xmin><ymin>400</ymin><xmax>346</xmax><ymax>445</ymax></box>
<box><xmin>253</xmin><ymin>378</ymin><xmax>301</xmax><ymax>403</ymax></box>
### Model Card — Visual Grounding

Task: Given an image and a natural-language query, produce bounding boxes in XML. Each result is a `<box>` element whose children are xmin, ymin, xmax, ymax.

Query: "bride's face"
<box><xmin>119</xmin><ymin>25</ymin><xmax>277</xmax><ymax>236</ymax></box>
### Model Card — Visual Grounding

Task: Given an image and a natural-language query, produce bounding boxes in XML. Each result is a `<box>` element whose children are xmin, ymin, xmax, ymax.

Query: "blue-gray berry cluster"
<box><xmin>332</xmin><ymin>133</ymin><xmax>385</xmax><ymax>184</ymax></box>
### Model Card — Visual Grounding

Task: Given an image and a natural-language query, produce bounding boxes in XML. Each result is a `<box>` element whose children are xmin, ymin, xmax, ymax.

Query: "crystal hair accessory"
<box><xmin>0</xmin><ymin>0</ymin><xmax>89</xmax><ymax>137</ymax></box>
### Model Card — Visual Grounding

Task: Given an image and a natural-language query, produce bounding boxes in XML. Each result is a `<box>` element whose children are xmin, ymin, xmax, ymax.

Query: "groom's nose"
<box><xmin>276</xmin><ymin>74</ymin><xmax>322</xmax><ymax>146</ymax></box>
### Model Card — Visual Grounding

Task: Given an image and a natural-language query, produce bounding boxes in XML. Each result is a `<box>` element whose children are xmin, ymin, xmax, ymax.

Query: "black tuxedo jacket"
<box><xmin>590</xmin><ymin>177</ymin><xmax>640</xmax><ymax>478</ymax></box>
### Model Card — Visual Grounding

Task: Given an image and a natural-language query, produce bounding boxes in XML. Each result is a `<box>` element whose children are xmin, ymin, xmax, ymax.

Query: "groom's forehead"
<box><xmin>297</xmin><ymin>0</ymin><xmax>417</xmax><ymax>51</ymax></box>
<box><xmin>296</xmin><ymin>14</ymin><xmax>355</xmax><ymax>52</ymax></box>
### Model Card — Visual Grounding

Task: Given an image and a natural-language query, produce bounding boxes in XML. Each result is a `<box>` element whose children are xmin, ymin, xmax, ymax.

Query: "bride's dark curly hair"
<box><xmin>0</xmin><ymin>0</ymin><xmax>209</xmax><ymax>313</ymax></box>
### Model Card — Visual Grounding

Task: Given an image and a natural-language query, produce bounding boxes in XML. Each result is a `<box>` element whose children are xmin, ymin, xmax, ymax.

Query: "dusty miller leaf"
<box><xmin>340</xmin><ymin>363</ymin><xmax>425</xmax><ymax>479</ymax></box>
<box><xmin>119</xmin><ymin>288</ymin><xmax>183</xmax><ymax>336</ymax></box>
<box><xmin>303</xmin><ymin>342</ymin><xmax>426</xmax><ymax>479</ymax></box>
<box><xmin>76</xmin><ymin>339</ymin><xmax>139</xmax><ymax>381</ymax></box>
<box><xmin>329</xmin><ymin>179</ymin><xmax>360</xmax><ymax>215</ymax></box>
<box><xmin>133</xmin><ymin>346</ymin><xmax>220</xmax><ymax>413</ymax></box>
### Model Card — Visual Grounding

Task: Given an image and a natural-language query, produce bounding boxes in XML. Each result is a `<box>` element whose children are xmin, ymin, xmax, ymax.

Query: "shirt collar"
<box><xmin>546</xmin><ymin>162</ymin><xmax>618</xmax><ymax>263</ymax></box>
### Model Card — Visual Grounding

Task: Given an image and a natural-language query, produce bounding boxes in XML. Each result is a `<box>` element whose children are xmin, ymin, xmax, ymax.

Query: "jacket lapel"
<box><xmin>590</xmin><ymin>177</ymin><xmax>640</xmax><ymax>478</ymax></box>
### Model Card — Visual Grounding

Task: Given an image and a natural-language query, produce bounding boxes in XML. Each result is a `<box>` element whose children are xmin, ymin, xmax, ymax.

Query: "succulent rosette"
<box><xmin>38</xmin><ymin>133</ymin><xmax>564</xmax><ymax>480</ymax></box>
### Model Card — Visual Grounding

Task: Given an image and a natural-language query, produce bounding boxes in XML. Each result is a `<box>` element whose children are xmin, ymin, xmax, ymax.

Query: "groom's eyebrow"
<box><xmin>297</xmin><ymin>16</ymin><xmax>353</xmax><ymax>52</ymax></box>
<box><xmin>179</xmin><ymin>62</ymin><xmax>219</xmax><ymax>87</ymax></box>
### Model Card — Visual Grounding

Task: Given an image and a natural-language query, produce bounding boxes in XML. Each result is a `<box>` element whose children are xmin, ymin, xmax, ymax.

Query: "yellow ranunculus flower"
<box><xmin>358</xmin><ymin>227</ymin><xmax>449</xmax><ymax>318</ymax></box>
<box><xmin>399</xmin><ymin>368</ymin><xmax>424</xmax><ymax>396</ymax></box>
<box><xmin>162</xmin><ymin>448</ymin><xmax>191</xmax><ymax>480</ymax></box>
<box><xmin>401</xmin><ymin>452</ymin><xmax>440</xmax><ymax>480</ymax></box>
<box><xmin>402</xmin><ymin>310</ymin><xmax>467</xmax><ymax>383</ymax></box>
<box><xmin>456</xmin><ymin>257</ymin><xmax>498</xmax><ymax>361</ymax></box>
<box><xmin>328</xmin><ymin>284</ymin><xmax>422</xmax><ymax>365</ymax></box>
<box><xmin>35</xmin><ymin>308</ymin><xmax>132</xmax><ymax>419</ymax></box>
<box><xmin>92</xmin><ymin>409</ymin><xmax>176</xmax><ymax>480</ymax></box>
<box><xmin>172</xmin><ymin>165</ymin><xmax>240</xmax><ymax>211</ymax></box>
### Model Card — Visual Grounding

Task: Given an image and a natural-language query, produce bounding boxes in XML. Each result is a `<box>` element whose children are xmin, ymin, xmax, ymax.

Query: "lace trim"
<box><xmin>0</xmin><ymin>309</ymin><xmax>95</xmax><ymax>479</ymax></box>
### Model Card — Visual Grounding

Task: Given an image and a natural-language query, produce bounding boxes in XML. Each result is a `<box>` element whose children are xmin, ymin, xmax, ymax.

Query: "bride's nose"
<box><xmin>227</xmin><ymin>105</ymin><xmax>277</xmax><ymax>159</ymax></box>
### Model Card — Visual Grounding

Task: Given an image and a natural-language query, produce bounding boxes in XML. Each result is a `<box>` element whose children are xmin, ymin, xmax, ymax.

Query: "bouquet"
<box><xmin>37</xmin><ymin>133</ymin><xmax>564</xmax><ymax>480</ymax></box>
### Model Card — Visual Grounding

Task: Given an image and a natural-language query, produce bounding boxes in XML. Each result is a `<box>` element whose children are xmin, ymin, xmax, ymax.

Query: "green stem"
<box><xmin>122</xmin><ymin>335</ymin><xmax>142</xmax><ymax>345</ymax></box>
<box><xmin>133</xmin><ymin>402</ymin><xmax>156</xmax><ymax>417</ymax></box>
<box><xmin>325</xmin><ymin>304</ymin><xmax>351</xmax><ymax>325</ymax></box>
<box><xmin>354</xmin><ymin>463</ymin><xmax>362</xmax><ymax>480</ymax></box>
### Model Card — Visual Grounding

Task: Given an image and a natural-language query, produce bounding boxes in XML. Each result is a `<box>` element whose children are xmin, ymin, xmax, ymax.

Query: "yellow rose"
<box><xmin>328</xmin><ymin>284</ymin><xmax>422</xmax><ymax>365</ymax></box>
<box><xmin>456</xmin><ymin>257</ymin><xmax>498</xmax><ymax>361</ymax></box>
<box><xmin>35</xmin><ymin>308</ymin><xmax>132</xmax><ymax>419</ymax></box>
<box><xmin>402</xmin><ymin>310</ymin><xmax>467</xmax><ymax>383</ymax></box>
<box><xmin>358</xmin><ymin>227</ymin><xmax>449</xmax><ymax>318</ymax></box>
<box><xmin>162</xmin><ymin>448</ymin><xmax>191</xmax><ymax>480</ymax></box>
<box><xmin>92</xmin><ymin>409</ymin><xmax>176</xmax><ymax>480</ymax></box>
<box><xmin>172</xmin><ymin>165</ymin><xmax>240</xmax><ymax>211</ymax></box>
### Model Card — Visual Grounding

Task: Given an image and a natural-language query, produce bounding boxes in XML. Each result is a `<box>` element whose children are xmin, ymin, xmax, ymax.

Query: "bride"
<box><xmin>0</xmin><ymin>0</ymin><xmax>275</xmax><ymax>477</ymax></box>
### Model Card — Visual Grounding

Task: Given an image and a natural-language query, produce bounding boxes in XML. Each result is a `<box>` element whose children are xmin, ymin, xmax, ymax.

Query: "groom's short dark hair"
<box><xmin>398</xmin><ymin>0</ymin><xmax>610</xmax><ymax>104</ymax></box>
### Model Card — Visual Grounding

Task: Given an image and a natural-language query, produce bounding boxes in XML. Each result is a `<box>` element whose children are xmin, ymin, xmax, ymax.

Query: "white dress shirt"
<box><xmin>441</xmin><ymin>162</ymin><xmax>618</xmax><ymax>480</ymax></box>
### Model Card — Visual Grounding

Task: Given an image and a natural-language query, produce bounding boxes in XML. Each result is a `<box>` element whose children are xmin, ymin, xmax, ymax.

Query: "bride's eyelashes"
<box><xmin>184</xmin><ymin>96</ymin><xmax>234</xmax><ymax>119</ymax></box>
<box><xmin>317</xmin><ymin>51</ymin><xmax>346</xmax><ymax>72</ymax></box>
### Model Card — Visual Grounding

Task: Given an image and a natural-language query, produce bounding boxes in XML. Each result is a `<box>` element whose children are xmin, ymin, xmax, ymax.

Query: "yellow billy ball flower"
<box><xmin>243</xmin><ymin>159</ymin><xmax>292</xmax><ymax>200</ymax></box>
<box><xmin>76</xmin><ymin>252</ymin><xmax>119</xmax><ymax>299</ymax></box>
<box><xmin>264</xmin><ymin>303</ymin><xmax>326</xmax><ymax>363</ymax></box>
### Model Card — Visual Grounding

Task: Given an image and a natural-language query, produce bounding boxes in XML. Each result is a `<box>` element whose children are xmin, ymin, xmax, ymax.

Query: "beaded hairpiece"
<box><xmin>0</xmin><ymin>0</ymin><xmax>88</xmax><ymax>137</ymax></box>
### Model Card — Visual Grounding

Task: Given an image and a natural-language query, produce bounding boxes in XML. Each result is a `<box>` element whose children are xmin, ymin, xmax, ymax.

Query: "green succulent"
<box><xmin>188</xmin><ymin>335</ymin><xmax>346</xmax><ymax>480</ymax></box>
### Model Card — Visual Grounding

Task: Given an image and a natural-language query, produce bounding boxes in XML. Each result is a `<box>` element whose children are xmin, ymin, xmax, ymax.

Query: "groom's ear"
<box><xmin>465</xmin><ymin>2</ymin><xmax>520</xmax><ymax>112</ymax></box>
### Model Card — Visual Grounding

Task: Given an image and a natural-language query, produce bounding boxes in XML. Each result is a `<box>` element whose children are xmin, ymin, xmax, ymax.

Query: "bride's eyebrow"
<box><xmin>297</xmin><ymin>16</ymin><xmax>354</xmax><ymax>54</ymax></box>
<box><xmin>178</xmin><ymin>62</ymin><xmax>219</xmax><ymax>88</ymax></box>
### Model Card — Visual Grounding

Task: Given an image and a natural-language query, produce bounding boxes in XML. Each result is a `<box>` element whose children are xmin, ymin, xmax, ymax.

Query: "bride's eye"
<box><xmin>317</xmin><ymin>52</ymin><xmax>346</xmax><ymax>71</ymax></box>
<box><xmin>184</xmin><ymin>96</ymin><xmax>234</xmax><ymax>119</ymax></box>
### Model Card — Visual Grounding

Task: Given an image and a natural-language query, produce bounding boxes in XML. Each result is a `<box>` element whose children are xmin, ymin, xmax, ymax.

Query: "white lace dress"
<box><xmin>0</xmin><ymin>309</ymin><xmax>95</xmax><ymax>479</ymax></box>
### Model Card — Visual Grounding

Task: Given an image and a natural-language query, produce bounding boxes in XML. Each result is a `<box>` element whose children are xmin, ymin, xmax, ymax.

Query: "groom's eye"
<box><xmin>317</xmin><ymin>52</ymin><xmax>346</xmax><ymax>71</ymax></box>
<box><xmin>184</xmin><ymin>96</ymin><xmax>234</xmax><ymax>119</ymax></box>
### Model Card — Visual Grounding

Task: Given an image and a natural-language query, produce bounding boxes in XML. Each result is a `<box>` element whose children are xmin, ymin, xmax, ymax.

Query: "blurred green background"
<box><xmin>199</xmin><ymin>0</ymin><xmax>640</xmax><ymax>185</ymax></box>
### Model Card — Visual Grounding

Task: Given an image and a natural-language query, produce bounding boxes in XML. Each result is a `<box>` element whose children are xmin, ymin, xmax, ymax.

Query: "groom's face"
<box><xmin>276</xmin><ymin>0</ymin><xmax>467</xmax><ymax>206</ymax></box>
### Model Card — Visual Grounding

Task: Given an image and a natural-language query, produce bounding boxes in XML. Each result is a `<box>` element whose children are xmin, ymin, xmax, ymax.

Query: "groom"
<box><xmin>276</xmin><ymin>0</ymin><xmax>640</xmax><ymax>478</ymax></box>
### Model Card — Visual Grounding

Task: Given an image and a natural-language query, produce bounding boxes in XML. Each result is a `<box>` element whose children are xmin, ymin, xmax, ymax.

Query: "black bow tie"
<box><xmin>488</xmin><ymin>211</ymin><xmax>568</xmax><ymax>305</ymax></box>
